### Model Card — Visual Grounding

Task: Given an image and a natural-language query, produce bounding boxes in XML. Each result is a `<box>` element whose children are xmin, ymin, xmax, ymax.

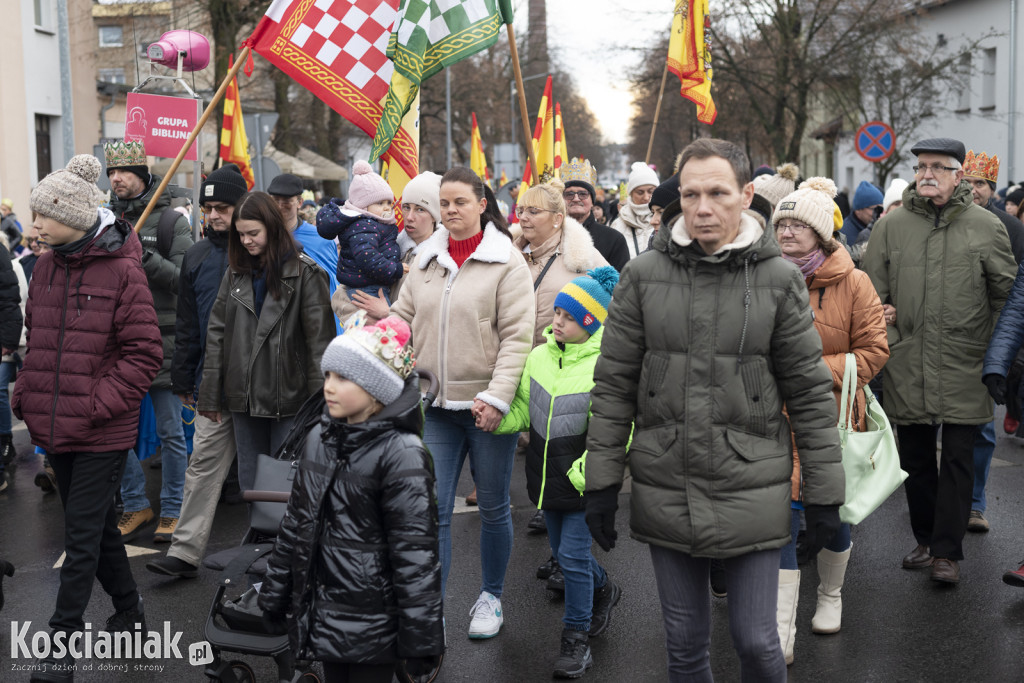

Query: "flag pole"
<box><xmin>133</xmin><ymin>45</ymin><xmax>252</xmax><ymax>233</ymax></box>
<box><xmin>645</xmin><ymin>62</ymin><xmax>670</xmax><ymax>165</ymax></box>
<box><xmin>506</xmin><ymin>24</ymin><xmax>539</xmax><ymax>184</ymax></box>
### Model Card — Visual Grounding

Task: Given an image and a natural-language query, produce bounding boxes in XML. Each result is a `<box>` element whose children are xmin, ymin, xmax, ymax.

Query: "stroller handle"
<box><xmin>418</xmin><ymin>369</ymin><xmax>439</xmax><ymax>408</ymax></box>
<box><xmin>242</xmin><ymin>490</ymin><xmax>290</xmax><ymax>504</ymax></box>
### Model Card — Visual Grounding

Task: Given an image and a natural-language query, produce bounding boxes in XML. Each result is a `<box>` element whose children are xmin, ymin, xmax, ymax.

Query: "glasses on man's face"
<box><xmin>515</xmin><ymin>206</ymin><xmax>553</xmax><ymax>218</ymax></box>
<box><xmin>913</xmin><ymin>164</ymin><xmax>958</xmax><ymax>176</ymax></box>
<box><xmin>563</xmin><ymin>191</ymin><xmax>590</xmax><ymax>200</ymax></box>
<box><xmin>776</xmin><ymin>221</ymin><xmax>811</xmax><ymax>234</ymax></box>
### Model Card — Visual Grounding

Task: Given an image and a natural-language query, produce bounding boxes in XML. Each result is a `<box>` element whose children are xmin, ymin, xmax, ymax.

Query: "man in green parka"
<box><xmin>584</xmin><ymin>138</ymin><xmax>845</xmax><ymax>681</ymax></box>
<box><xmin>862</xmin><ymin>137</ymin><xmax>1016</xmax><ymax>585</ymax></box>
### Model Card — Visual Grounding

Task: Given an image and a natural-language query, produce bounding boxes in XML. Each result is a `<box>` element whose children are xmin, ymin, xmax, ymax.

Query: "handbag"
<box><xmin>837</xmin><ymin>353</ymin><xmax>908</xmax><ymax>524</ymax></box>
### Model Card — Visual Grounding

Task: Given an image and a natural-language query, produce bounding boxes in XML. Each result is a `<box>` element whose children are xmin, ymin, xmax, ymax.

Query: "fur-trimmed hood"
<box><xmin>416</xmin><ymin>221</ymin><xmax>511</xmax><ymax>279</ymax></box>
<box><xmin>509</xmin><ymin>215</ymin><xmax>600</xmax><ymax>273</ymax></box>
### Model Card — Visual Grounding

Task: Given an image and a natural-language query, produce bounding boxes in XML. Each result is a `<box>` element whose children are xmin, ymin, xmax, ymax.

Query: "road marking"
<box><xmin>52</xmin><ymin>545</ymin><xmax>160</xmax><ymax>568</ymax></box>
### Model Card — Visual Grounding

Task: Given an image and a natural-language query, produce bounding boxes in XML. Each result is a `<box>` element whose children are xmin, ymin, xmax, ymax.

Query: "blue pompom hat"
<box><xmin>553</xmin><ymin>266</ymin><xmax>620</xmax><ymax>335</ymax></box>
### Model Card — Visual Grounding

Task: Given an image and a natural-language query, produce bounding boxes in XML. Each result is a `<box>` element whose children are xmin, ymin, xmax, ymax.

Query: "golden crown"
<box><xmin>104</xmin><ymin>140</ymin><xmax>147</xmax><ymax>169</ymax></box>
<box><xmin>561</xmin><ymin>157</ymin><xmax>598</xmax><ymax>186</ymax></box>
<box><xmin>964</xmin><ymin>150</ymin><xmax>999</xmax><ymax>183</ymax></box>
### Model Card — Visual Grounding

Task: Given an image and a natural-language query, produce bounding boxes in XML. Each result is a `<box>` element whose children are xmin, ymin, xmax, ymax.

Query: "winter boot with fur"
<box><xmin>777</xmin><ymin>569</ymin><xmax>800</xmax><ymax>666</ymax></box>
<box><xmin>811</xmin><ymin>545</ymin><xmax>851</xmax><ymax>634</ymax></box>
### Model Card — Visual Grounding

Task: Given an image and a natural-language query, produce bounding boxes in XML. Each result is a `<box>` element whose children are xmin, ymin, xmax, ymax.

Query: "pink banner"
<box><xmin>124</xmin><ymin>92</ymin><xmax>200</xmax><ymax>161</ymax></box>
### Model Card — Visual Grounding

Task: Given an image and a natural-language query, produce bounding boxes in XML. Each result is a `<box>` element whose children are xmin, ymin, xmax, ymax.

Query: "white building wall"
<box><xmin>22</xmin><ymin>0</ymin><xmax>65</xmax><ymax>182</ymax></box>
<box><xmin>833</xmin><ymin>0</ymin><xmax>1022</xmax><ymax>193</ymax></box>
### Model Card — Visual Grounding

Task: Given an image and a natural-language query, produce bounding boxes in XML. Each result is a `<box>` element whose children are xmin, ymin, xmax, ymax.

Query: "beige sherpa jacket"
<box><xmin>510</xmin><ymin>216</ymin><xmax>609</xmax><ymax>347</ymax></box>
<box><xmin>391</xmin><ymin>222</ymin><xmax>535</xmax><ymax>413</ymax></box>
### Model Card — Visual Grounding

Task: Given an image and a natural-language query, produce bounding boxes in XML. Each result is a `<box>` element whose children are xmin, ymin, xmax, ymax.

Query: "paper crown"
<box><xmin>341</xmin><ymin>311</ymin><xmax>416</xmax><ymax>380</ymax></box>
<box><xmin>104</xmin><ymin>140</ymin><xmax>147</xmax><ymax>169</ymax></box>
<box><xmin>561</xmin><ymin>157</ymin><xmax>598</xmax><ymax>186</ymax></box>
<box><xmin>964</xmin><ymin>150</ymin><xmax>999</xmax><ymax>183</ymax></box>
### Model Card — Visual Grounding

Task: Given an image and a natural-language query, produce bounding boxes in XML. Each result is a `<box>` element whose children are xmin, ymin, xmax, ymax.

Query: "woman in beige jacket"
<box><xmin>512</xmin><ymin>178</ymin><xmax>610</xmax><ymax>347</ymax></box>
<box><xmin>391</xmin><ymin>166</ymin><xmax>535</xmax><ymax>640</ymax></box>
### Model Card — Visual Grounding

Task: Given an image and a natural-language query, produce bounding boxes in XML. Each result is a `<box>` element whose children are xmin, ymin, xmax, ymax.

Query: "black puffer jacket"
<box><xmin>0</xmin><ymin>243</ymin><xmax>22</xmax><ymax>350</ymax></box>
<box><xmin>257</xmin><ymin>376</ymin><xmax>444</xmax><ymax>664</ymax></box>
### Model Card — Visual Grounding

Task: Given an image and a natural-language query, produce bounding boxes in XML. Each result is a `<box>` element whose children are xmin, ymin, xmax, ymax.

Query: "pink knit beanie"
<box><xmin>347</xmin><ymin>160</ymin><xmax>394</xmax><ymax>210</ymax></box>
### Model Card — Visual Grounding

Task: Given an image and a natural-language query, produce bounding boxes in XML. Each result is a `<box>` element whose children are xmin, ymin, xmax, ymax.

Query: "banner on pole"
<box><xmin>124</xmin><ymin>92</ymin><xmax>200</xmax><ymax>161</ymax></box>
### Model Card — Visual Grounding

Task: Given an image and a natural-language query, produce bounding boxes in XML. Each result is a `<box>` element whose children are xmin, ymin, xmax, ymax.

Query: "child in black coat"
<box><xmin>258</xmin><ymin>314</ymin><xmax>443</xmax><ymax>683</ymax></box>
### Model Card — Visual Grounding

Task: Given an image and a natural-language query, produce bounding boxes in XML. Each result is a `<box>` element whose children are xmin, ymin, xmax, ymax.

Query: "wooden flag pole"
<box><xmin>645</xmin><ymin>62</ymin><xmax>670</xmax><ymax>165</ymax></box>
<box><xmin>133</xmin><ymin>46</ymin><xmax>252</xmax><ymax>232</ymax></box>
<box><xmin>506</xmin><ymin>24</ymin><xmax>539</xmax><ymax>185</ymax></box>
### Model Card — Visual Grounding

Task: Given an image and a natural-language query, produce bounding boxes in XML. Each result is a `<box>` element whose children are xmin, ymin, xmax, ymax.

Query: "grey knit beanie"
<box><xmin>321</xmin><ymin>314</ymin><xmax>416</xmax><ymax>406</ymax></box>
<box><xmin>30</xmin><ymin>154</ymin><xmax>103</xmax><ymax>232</ymax></box>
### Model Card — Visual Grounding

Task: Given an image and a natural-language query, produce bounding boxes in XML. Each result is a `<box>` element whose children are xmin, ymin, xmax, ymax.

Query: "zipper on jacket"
<box><xmin>49</xmin><ymin>261</ymin><xmax>72</xmax><ymax>451</ymax></box>
<box><xmin>438</xmin><ymin>269</ymin><xmax>458</xmax><ymax>407</ymax></box>
<box><xmin>538</xmin><ymin>344</ymin><xmax>563</xmax><ymax>508</ymax></box>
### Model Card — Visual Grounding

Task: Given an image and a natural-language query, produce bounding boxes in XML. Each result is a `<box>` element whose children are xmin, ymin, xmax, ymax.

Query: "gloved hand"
<box><xmin>261</xmin><ymin>609</ymin><xmax>289</xmax><ymax>635</ymax></box>
<box><xmin>399</xmin><ymin>654</ymin><xmax>442</xmax><ymax>680</ymax></box>
<box><xmin>983</xmin><ymin>373</ymin><xmax>1007</xmax><ymax>405</ymax></box>
<box><xmin>803</xmin><ymin>504</ymin><xmax>841</xmax><ymax>558</ymax></box>
<box><xmin>585</xmin><ymin>485</ymin><xmax>621</xmax><ymax>552</ymax></box>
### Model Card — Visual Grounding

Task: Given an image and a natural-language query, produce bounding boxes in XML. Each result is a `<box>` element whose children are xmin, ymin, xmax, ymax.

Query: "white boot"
<box><xmin>776</xmin><ymin>569</ymin><xmax>800</xmax><ymax>666</ymax></box>
<box><xmin>811</xmin><ymin>545</ymin><xmax>851</xmax><ymax>634</ymax></box>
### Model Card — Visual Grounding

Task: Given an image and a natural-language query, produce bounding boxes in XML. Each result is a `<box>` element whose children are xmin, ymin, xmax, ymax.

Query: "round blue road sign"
<box><xmin>855</xmin><ymin>121</ymin><xmax>896</xmax><ymax>162</ymax></box>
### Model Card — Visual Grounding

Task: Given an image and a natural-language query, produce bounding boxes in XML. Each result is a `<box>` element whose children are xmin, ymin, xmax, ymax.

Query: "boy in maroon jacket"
<box><xmin>12</xmin><ymin>154</ymin><xmax>162</xmax><ymax>682</ymax></box>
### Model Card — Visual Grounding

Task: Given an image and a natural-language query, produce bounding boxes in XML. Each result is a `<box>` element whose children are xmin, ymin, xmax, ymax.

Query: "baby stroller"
<box><xmin>201</xmin><ymin>370</ymin><xmax>440</xmax><ymax>683</ymax></box>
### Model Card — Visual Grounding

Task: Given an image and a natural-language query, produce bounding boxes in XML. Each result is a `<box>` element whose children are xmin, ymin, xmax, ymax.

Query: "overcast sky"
<box><xmin>538</xmin><ymin>0</ymin><xmax>675</xmax><ymax>145</ymax></box>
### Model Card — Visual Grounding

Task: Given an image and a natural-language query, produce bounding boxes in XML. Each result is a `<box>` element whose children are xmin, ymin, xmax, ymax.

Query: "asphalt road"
<box><xmin>2</xmin><ymin>411</ymin><xmax>1024</xmax><ymax>682</ymax></box>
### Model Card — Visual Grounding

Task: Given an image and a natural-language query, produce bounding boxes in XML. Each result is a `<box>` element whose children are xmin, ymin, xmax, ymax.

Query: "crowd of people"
<box><xmin>2</xmin><ymin>132</ymin><xmax>1024</xmax><ymax>683</ymax></box>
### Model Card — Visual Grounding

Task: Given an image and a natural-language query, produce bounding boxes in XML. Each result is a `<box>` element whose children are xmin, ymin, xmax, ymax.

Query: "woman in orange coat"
<box><xmin>772</xmin><ymin>178</ymin><xmax>889</xmax><ymax>664</ymax></box>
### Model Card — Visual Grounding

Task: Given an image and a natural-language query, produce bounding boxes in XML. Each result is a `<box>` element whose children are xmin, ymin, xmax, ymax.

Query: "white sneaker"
<box><xmin>467</xmin><ymin>591</ymin><xmax>503</xmax><ymax>639</ymax></box>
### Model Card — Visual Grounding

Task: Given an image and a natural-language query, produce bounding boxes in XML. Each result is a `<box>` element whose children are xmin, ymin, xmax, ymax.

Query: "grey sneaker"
<box><xmin>553</xmin><ymin>628</ymin><xmax>593</xmax><ymax>678</ymax></box>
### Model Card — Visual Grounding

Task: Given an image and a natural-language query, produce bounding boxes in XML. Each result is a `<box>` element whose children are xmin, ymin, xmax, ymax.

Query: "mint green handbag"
<box><xmin>837</xmin><ymin>354</ymin><xmax>908</xmax><ymax>524</ymax></box>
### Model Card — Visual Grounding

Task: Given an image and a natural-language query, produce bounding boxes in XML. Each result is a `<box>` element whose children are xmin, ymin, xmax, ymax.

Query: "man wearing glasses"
<box><xmin>561</xmin><ymin>159</ymin><xmax>630</xmax><ymax>272</ymax></box>
<box><xmin>862</xmin><ymin>137</ymin><xmax>1016</xmax><ymax>585</ymax></box>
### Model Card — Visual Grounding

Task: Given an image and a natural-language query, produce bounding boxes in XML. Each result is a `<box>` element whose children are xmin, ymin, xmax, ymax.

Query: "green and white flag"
<box><xmin>370</xmin><ymin>0</ymin><xmax>514</xmax><ymax>161</ymax></box>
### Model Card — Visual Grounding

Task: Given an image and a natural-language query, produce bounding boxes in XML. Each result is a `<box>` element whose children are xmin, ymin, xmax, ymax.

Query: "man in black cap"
<box><xmin>862</xmin><ymin>137</ymin><xmax>1016</xmax><ymax>585</ymax></box>
<box><xmin>146</xmin><ymin>164</ymin><xmax>248</xmax><ymax>579</ymax></box>
<box><xmin>561</xmin><ymin>158</ymin><xmax>629</xmax><ymax>272</ymax></box>
<box><xmin>105</xmin><ymin>139</ymin><xmax>194</xmax><ymax>544</ymax></box>
<box><xmin>266</xmin><ymin>174</ymin><xmax>340</xmax><ymax>315</ymax></box>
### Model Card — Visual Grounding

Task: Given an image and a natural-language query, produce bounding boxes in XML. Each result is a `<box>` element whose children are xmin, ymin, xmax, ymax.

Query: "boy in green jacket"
<box><xmin>498</xmin><ymin>267</ymin><xmax>621</xmax><ymax>679</ymax></box>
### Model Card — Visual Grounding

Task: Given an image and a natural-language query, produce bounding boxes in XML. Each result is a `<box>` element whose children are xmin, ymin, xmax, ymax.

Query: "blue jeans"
<box><xmin>0</xmin><ymin>359</ymin><xmax>17</xmax><ymax>436</ymax></box>
<box><xmin>422</xmin><ymin>407</ymin><xmax>518</xmax><ymax>598</ymax></box>
<box><xmin>120</xmin><ymin>389</ymin><xmax>188</xmax><ymax>517</ymax></box>
<box><xmin>347</xmin><ymin>284</ymin><xmax>391</xmax><ymax>304</ymax></box>
<box><xmin>780</xmin><ymin>508</ymin><xmax>851</xmax><ymax>569</ymax></box>
<box><xmin>972</xmin><ymin>419</ymin><xmax>995</xmax><ymax>511</ymax></box>
<box><xmin>650</xmin><ymin>545</ymin><xmax>787</xmax><ymax>683</ymax></box>
<box><xmin>545</xmin><ymin>509</ymin><xmax>607</xmax><ymax>630</ymax></box>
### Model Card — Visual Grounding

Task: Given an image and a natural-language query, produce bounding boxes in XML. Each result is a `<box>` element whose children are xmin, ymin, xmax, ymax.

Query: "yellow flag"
<box><xmin>382</xmin><ymin>89</ymin><xmax>420</xmax><ymax>230</ymax></box>
<box><xmin>470</xmin><ymin>112</ymin><xmax>490</xmax><ymax>184</ymax></box>
<box><xmin>518</xmin><ymin>75</ymin><xmax>554</xmax><ymax>200</ymax></box>
<box><xmin>668</xmin><ymin>0</ymin><xmax>717</xmax><ymax>124</ymax></box>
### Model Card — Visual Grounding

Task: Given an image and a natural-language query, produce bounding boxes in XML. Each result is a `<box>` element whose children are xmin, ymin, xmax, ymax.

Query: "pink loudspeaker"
<box><xmin>146</xmin><ymin>30</ymin><xmax>210</xmax><ymax>72</ymax></box>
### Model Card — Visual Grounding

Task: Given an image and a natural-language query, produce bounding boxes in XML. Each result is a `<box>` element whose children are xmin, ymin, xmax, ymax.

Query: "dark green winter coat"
<box><xmin>585</xmin><ymin>205</ymin><xmax>845</xmax><ymax>559</ymax></box>
<box><xmin>862</xmin><ymin>180</ymin><xmax>1016</xmax><ymax>425</ymax></box>
<box><xmin>109</xmin><ymin>174</ymin><xmax>194</xmax><ymax>390</ymax></box>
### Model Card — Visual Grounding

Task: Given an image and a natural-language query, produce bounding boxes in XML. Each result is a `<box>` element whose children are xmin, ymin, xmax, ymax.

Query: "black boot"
<box><xmin>146</xmin><ymin>555</ymin><xmax>199</xmax><ymax>579</ymax></box>
<box><xmin>528</xmin><ymin>509</ymin><xmax>548</xmax><ymax>535</ymax></box>
<box><xmin>537</xmin><ymin>556</ymin><xmax>559</xmax><ymax>580</ymax></box>
<box><xmin>546</xmin><ymin>566</ymin><xmax>565</xmax><ymax>594</ymax></box>
<box><xmin>553</xmin><ymin>628</ymin><xmax>592</xmax><ymax>679</ymax></box>
<box><xmin>0</xmin><ymin>433</ymin><xmax>14</xmax><ymax>467</ymax></box>
<box><xmin>103</xmin><ymin>596</ymin><xmax>148</xmax><ymax>636</ymax></box>
<box><xmin>589</xmin><ymin>578</ymin><xmax>621</xmax><ymax>637</ymax></box>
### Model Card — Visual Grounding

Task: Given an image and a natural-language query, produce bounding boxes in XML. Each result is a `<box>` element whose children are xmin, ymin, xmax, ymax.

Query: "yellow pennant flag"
<box><xmin>470</xmin><ymin>112</ymin><xmax>491</xmax><ymax>185</ymax></box>
<box><xmin>668</xmin><ymin>0</ymin><xmax>717</xmax><ymax>124</ymax></box>
<box><xmin>518</xmin><ymin>75</ymin><xmax>554</xmax><ymax>201</ymax></box>
<box><xmin>219</xmin><ymin>54</ymin><xmax>254</xmax><ymax>188</ymax></box>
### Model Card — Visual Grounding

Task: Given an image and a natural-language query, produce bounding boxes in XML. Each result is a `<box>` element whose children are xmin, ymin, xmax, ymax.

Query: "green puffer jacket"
<box><xmin>109</xmin><ymin>174</ymin><xmax>194</xmax><ymax>390</ymax></box>
<box><xmin>585</xmin><ymin>204</ymin><xmax>845</xmax><ymax>559</ymax></box>
<box><xmin>862</xmin><ymin>180</ymin><xmax>1016</xmax><ymax>425</ymax></box>
<box><xmin>498</xmin><ymin>327</ymin><xmax>603</xmax><ymax>511</ymax></box>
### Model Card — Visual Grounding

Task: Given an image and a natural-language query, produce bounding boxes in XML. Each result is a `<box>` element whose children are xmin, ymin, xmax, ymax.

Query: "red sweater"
<box><xmin>449</xmin><ymin>230</ymin><xmax>484</xmax><ymax>268</ymax></box>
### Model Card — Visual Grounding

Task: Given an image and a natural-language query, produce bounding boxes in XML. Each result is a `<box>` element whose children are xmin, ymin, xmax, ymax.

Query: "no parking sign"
<box><xmin>855</xmin><ymin>121</ymin><xmax>896</xmax><ymax>163</ymax></box>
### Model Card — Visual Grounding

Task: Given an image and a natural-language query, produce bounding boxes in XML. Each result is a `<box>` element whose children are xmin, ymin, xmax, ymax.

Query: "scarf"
<box><xmin>618</xmin><ymin>200</ymin><xmax>652</xmax><ymax>230</ymax></box>
<box><xmin>782</xmin><ymin>248</ymin><xmax>826</xmax><ymax>278</ymax></box>
<box><xmin>52</xmin><ymin>216</ymin><xmax>103</xmax><ymax>257</ymax></box>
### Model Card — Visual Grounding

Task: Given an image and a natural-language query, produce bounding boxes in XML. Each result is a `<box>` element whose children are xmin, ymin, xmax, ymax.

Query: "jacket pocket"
<box><xmin>740</xmin><ymin>357</ymin><xmax>770</xmax><ymax>435</ymax></box>
<box><xmin>479</xmin><ymin>320</ymin><xmax>497</xmax><ymax>369</ymax></box>
<box><xmin>719</xmin><ymin>427</ymin><xmax>792</xmax><ymax>492</ymax></box>
<box><xmin>638</xmin><ymin>351</ymin><xmax>670</xmax><ymax>422</ymax></box>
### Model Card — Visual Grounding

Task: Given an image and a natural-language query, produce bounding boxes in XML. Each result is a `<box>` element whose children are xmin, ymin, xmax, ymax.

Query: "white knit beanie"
<box><xmin>883</xmin><ymin>178</ymin><xmax>909</xmax><ymax>213</ymax></box>
<box><xmin>752</xmin><ymin>163</ymin><xmax>800</xmax><ymax>209</ymax></box>
<box><xmin>30</xmin><ymin>155</ymin><xmax>104</xmax><ymax>232</ymax></box>
<box><xmin>772</xmin><ymin>177</ymin><xmax>838</xmax><ymax>242</ymax></box>
<box><xmin>320</xmin><ymin>315</ymin><xmax>415</xmax><ymax>405</ymax></box>
<box><xmin>626</xmin><ymin>161</ymin><xmax>660</xmax><ymax>196</ymax></box>
<box><xmin>400</xmin><ymin>171</ymin><xmax>442</xmax><ymax>223</ymax></box>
